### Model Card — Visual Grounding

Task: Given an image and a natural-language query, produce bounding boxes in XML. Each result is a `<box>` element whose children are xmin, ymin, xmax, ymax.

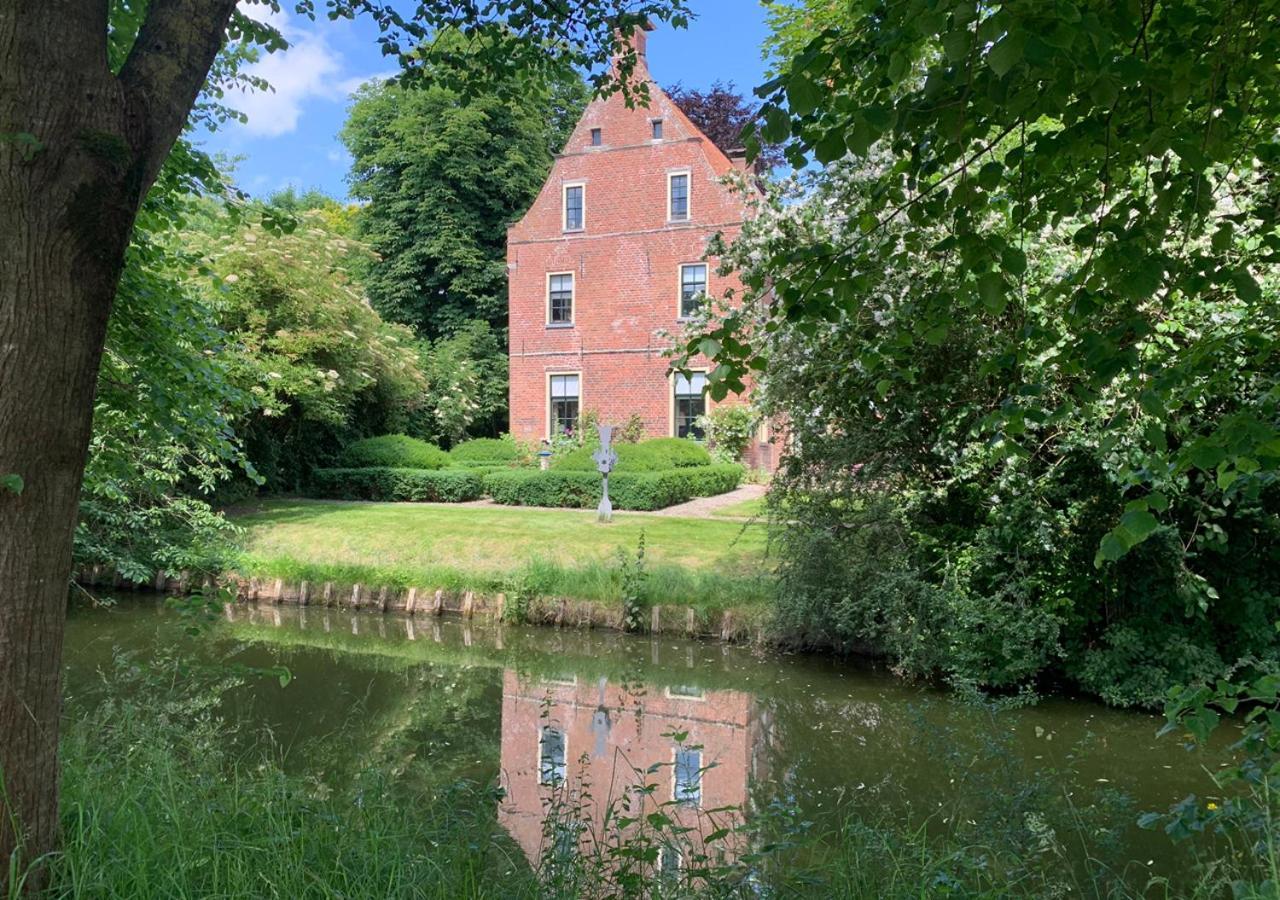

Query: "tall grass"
<box><xmin>237</xmin><ymin>553</ymin><xmax>775</xmax><ymax>612</ymax></box>
<box><xmin>39</xmin><ymin>658</ymin><xmax>537</xmax><ymax>900</ymax></box>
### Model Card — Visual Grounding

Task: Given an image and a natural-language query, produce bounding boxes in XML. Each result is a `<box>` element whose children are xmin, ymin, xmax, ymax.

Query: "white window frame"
<box><xmin>562</xmin><ymin>181</ymin><xmax>586</xmax><ymax>232</ymax></box>
<box><xmin>669</xmin><ymin>368</ymin><xmax>710</xmax><ymax>439</ymax></box>
<box><xmin>666</xmin><ymin>170</ymin><xmax>691</xmax><ymax>222</ymax></box>
<box><xmin>547</xmin><ymin>370</ymin><xmax>582</xmax><ymax>440</ymax></box>
<box><xmin>672</xmin><ymin>747</ymin><xmax>702</xmax><ymax>807</ymax></box>
<box><xmin>538</xmin><ymin>725</ymin><xmax>568</xmax><ymax>786</ymax></box>
<box><xmin>546</xmin><ymin>271</ymin><xmax>575</xmax><ymax>326</ymax></box>
<box><xmin>676</xmin><ymin>262</ymin><xmax>708</xmax><ymax>321</ymax></box>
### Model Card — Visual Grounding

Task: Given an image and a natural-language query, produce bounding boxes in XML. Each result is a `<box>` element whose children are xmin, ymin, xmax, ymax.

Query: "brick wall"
<box><xmin>506</xmin><ymin>28</ymin><xmax>778</xmax><ymax>470</ymax></box>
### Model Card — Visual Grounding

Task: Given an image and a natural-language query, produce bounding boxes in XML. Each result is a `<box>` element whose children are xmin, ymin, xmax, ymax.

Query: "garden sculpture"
<box><xmin>593</xmin><ymin>425</ymin><xmax>619</xmax><ymax>523</ymax></box>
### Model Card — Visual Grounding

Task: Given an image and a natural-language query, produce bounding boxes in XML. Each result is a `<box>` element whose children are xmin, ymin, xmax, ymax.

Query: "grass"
<box><xmin>709</xmin><ymin>497</ymin><xmax>766</xmax><ymax>518</ymax></box>
<box><xmin>37</xmin><ymin>660</ymin><xmax>538</xmax><ymax>900</ymax></box>
<box><xmin>228</xmin><ymin>500</ymin><xmax>774</xmax><ymax>610</ymax></box>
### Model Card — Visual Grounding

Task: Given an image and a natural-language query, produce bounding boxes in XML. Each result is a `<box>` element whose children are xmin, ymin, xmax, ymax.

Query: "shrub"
<box><xmin>552</xmin><ymin>438</ymin><xmax>712</xmax><ymax>473</ymax></box>
<box><xmin>485</xmin><ymin>464</ymin><xmax>743</xmax><ymax>511</ymax></box>
<box><xmin>696</xmin><ymin>405</ymin><xmax>758</xmax><ymax>463</ymax></box>
<box><xmin>339</xmin><ymin>434</ymin><xmax>450</xmax><ymax>470</ymax></box>
<box><xmin>449</xmin><ymin>436</ymin><xmax>523</xmax><ymax>466</ymax></box>
<box><xmin>636</xmin><ymin>437</ymin><xmax>712</xmax><ymax>468</ymax></box>
<box><xmin>311</xmin><ymin>467</ymin><xmax>484</xmax><ymax>502</ymax></box>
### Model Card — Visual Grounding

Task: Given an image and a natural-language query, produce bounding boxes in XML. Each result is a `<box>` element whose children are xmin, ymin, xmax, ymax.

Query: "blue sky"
<box><xmin>203</xmin><ymin>1</ymin><xmax>773</xmax><ymax>200</ymax></box>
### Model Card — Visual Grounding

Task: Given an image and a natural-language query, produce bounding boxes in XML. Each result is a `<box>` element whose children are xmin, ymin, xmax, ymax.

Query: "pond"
<box><xmin>64</xmin><ymin>598</ymin><xmax>1230</xmax><ymax>894</ymax></box>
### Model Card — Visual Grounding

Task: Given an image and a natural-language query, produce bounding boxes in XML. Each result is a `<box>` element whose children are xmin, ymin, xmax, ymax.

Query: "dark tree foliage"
<box><xmin>343</xmin><ymin>33</ymin><xmax>590</xmax><ymax>339</ymax></box>
<box><xmin>666</xmin><ymin>80</ymin><xmax>786</xmax><ymax>172</ymax></box>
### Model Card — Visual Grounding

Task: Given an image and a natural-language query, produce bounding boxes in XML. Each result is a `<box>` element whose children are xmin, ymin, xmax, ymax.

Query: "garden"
<box><xmin>308</xmin><ymin>432</ymin><xmax>748</xmax><ymax>511</ymax></box>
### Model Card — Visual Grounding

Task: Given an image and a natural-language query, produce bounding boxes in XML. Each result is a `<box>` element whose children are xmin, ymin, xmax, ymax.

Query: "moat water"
<box><xmin>64</xmin><ymin>598</ymin><xmax>1233</xmax><ymax>893</ymax></box>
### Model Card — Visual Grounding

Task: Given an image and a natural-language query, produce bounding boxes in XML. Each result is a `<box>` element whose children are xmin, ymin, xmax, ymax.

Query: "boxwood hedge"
<box><xmin>340</xmin><ymin>435</ymin><xmax>450</xmax><ymax>470</ymax></box>
<box><xmin>312</xmin><ymin>467</ymin><xmax>485</xmax><ymax>502</ymax></box>
<box><xmin>484</xmin><ymin>464</ymin><xmax>743</xmax><ymax>511</ymax></box>
<box><xmin>553</xmin><ymin>438</ymin><xmax>712</xmax><ymax>473</ymax></box>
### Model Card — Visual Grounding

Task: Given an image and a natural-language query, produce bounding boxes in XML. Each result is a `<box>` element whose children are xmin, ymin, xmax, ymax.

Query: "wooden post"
<box><xmin>350</xmin><ymin>583</ymin><xmax>362</xmax><ymax>609</ymax></box>
<box><xmin>720</xmin><ymin>611</ymin><xmax>733</xmax><ymax>642</ymax></box>
<box><xmin>272</xmin><ymin>579</ymin><xmax>283</xmax><ymax>605</ymax></box>
<box><xmin>178</xmin><ymin>570</ymin><xmax>190</xmax><ymax>594</ymax></box>
<box><xmin>554</xmin><ymin>599</ymin><xmax>567</xmax><ymax>628</ymax></box>
<box><xmin>495</xmin><ymin>592</ymin><xmax>506</xmax><ymax>622</ymax></box>
<box><xmin>322</xmin><ymin>582</ymin><xmax>334</xmax><ymax>606</ymax></box>
<box><xmin>651</xmin><ymin>605</ymin><xmax>661</xmax><ymax>634</ymax></box>
<box><xmin>686</xmin><ymin>607</ymin><xmax>696</xmax><ymax>636</ymax></box>
<box><xmin>377</xmin><ymin>585</ymin><xmax>389</xmax><ymax>612</ymax></box>
<box><xmin>299</xmin><ymin>581</ymin><xmax>310</xmax><ymax>606</ymax></box>
<box><xmin>153</xmin><ymin>571</ymin><xmax>166</xmax><ymax>592</ymax></box>
<box><xmin>248</xmin><ymin>577</ymin><xmax>260</xmax><ymax>602</ymax></box>
<box><xmin>462</xmin><ymin>590</ymin><xmax>475</xmax><ymax>619</ymax></box>
<box><xmin>405</xmin><ymin>588</ymin><xmax>418</xmax><ymax>616</ymax></box>
<box><xmin>431</xmin><ymin>589</ymin><xmax>444</xmax><ymax>617</ymax></box>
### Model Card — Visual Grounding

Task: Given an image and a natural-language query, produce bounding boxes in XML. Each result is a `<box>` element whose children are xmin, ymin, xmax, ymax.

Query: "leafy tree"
<box><xmin>343</xmin><ymin>34</ymin><xmax>590</xmax><ymax>338</ymax></box>
<box><xmin>0</xmin><ymin>0</ymin><xmax>686</xmax><ymax>882</ymax></box>
<box><xmin>666</xmin><ymin>81</ymin><xmax>786</xmax><ymax>172</ymax></box>
<box><xmin>187</xmin><ymin>208</ymin><xmax>428</xmax><ymax>492</ymax></box>
<box><xmin>709</xmin><ymin>0</ymin><xmax>1280</xmax><ymax>563</ymax></box>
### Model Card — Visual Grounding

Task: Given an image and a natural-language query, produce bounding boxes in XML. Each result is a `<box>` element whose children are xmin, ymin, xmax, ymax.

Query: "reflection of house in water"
<box><xmin>498</xmin><ymin>669</ymin><xmax>771</xmax><ymax>874</ymax></box>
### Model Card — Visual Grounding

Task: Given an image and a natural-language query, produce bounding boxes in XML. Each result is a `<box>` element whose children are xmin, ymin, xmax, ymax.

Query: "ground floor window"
<box><xmin>674</xmin><ymin>747</ymin><xmax>702</xmax><ymax>806</ymax></box>
<box><xmin>549</xmin><ymin>374</ymin><xmax>580</xmax><ymax>437</ymax></box>
<box><xmin>539</xmin><ymin>726</ymin><xmax>567</xmax><ymax>785</ymax></box>
<box><xmin>673</xmin><ymin>372</ymin><xmax>708</xmax><ymax>439</ymax></box>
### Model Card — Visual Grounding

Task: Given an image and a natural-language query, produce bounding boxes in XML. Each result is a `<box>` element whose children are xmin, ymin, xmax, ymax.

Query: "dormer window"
<box><xmin>563</xmin><ymin>183</ymin><xmax>584</xmax><ymax>232</ymax></box>
<box><xmin>668</xmin><ymin>172</ymin><xmax>690</xmax><ymax>222</ymax></box>
<box><xmin>590</xmin><ymin>128</ymin><xmax>602</xmax><ymax>147</ymax></box>
<box><xmin>651</xmin><ymin>119</ymin><xmax>664</xmax><ymax>140</ymax></box>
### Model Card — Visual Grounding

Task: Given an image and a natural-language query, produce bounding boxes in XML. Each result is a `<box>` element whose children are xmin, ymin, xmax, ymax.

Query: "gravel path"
<box><xmin>649</xmin><ymin>483</ymin><xmax>768</xmax><ymax>518</ymax></box>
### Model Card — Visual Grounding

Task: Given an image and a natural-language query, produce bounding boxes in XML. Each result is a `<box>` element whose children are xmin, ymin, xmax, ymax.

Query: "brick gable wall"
<box><xmin>506</xmin><ymin>30</ymin><xmax>778</xmax><ymax>471</ymax></box>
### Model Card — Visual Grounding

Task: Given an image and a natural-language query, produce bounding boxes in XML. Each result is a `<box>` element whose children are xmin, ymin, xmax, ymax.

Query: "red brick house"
<box><xmin>506</xmin><ymin>25</ymin><xmax>777</xmax><ymax>469</ymax></box>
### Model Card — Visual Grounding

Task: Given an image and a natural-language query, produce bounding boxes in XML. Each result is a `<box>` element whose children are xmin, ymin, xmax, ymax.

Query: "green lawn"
<box><xmin>710</xmin><ymin>497</ymin><xmax>767</xmax><ymax>518</ymax></box>
<box><xmin>229</xmin><ymin>500</ymin><xmax>774</xmax><ymax>608</ymax></box>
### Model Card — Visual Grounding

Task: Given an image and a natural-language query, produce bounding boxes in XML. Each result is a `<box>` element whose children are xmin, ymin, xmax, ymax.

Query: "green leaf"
<box><xmin>786</xmin><ymin>75</ymin><xmax>825</xmax><ymax>117</ymax></box>
<box><xmin>941</xmin><ymin>30</ymin><xmax>969</xmax><ymax>63</ymax></box>
<box><xmin>987</xmin><ymin>33</ymin><xmax>1025</xmax><ymax>77</ymax></box>
<box><xmin>1119</xmin><ymin>509</ymin><xmax>1159</xmax><ymax>541</ymax></box>
<box><xmin>1095</xmin><ymin>532</ymin><xmax>1128</xmax><ymax>566</ymax></box>
<box><xmin>0</xmin><ymin>473</ymin><xmax>22</xmax><ymax>496</ymax></box>
<box><xmin>1001</xmin><ymin>246</ymin><xmax>1027</xmax><ymax>276</ymax></box>
<box><xmin>978</xmin><ymin>273</ymin><xmax>1008</xmax><ymax>313</ymax></box>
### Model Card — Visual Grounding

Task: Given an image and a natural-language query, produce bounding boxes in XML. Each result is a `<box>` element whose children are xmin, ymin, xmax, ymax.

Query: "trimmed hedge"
<box><xmin>449</xmin><ymin>437</ymin><xmax>521</xmax><ymax>465</ymax></box>
<box><xmin>312</xmin><ymin>467</ymin><xmax>484</xmax><ymax>502</ymax></box>
<box><xmin>340</xmin><ymin>435</ymin><xmax>450</xmax><ymax>470</ymax></box>
<box><xmin>553</xmin><ymin>438</ymin><xmax>712</xmax><ymax>473</ymax></box>
<box><xmin>484</xmin><ymin>464</ymin><xmax>743</xmax><ymax>511</ymax></box>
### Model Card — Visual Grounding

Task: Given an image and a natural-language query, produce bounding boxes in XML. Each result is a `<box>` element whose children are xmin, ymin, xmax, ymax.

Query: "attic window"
<box><xmin>591</xmin><ymin>128</ymin><xmax>602</xmax><ymax>146</ymax></box>
<box><xmin>651</xmin><ymin>119</ymin><xmax>664</xmax><ymax>140</ymax></box>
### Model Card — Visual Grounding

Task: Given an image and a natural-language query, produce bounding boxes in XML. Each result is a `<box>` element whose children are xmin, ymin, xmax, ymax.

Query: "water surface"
<box><xmin>64</xmin><ymin>599</ymin><xmax>1229</xmax><ymax>891</ymax></box>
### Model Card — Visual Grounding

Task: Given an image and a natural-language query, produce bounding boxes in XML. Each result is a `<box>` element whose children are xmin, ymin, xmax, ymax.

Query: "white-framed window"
<box><xmin>665</xmin><ymin>684</ymin><xmax>705</xmax><ymax>701</ymax></box>
<box><xmin>590</xmin><ymin>128</ymin><xmax>602</xmax><ymax>146</ymax></box>
<box><xmin>659</xmin><ymin>844</ymin><xmax>682</xmax><ymax>880</ymax></box>
<box><xmin>539</xmin><ymin>726</ymin><xmax>568</xmax><ymax>785</ymax></box>
<box><xmin>673</xmin><ymin>747</ymin><xmax>702</xmax><ymax>806</ymax></box>
<box><xmin>673</xmin><ymin>372</ymin><xmax>708</xmax><ymax>440</ymax></box>
<box><xmin>547</xmin><ymin>272</ymin><xmax>574</xmax><ymax>325</ymax></box>
<box><xmin>563</xmin><ymin>183</ymin><xmax>585</xmax><ymax>231</ymax></box>
<box><xmin>667</xmin><ymin>171</ymin><xmax>690</xmax><ymax>221</ymax></box>
<box><xmin>651</xmin><ymin>118</ymin><xmax>664</xmax><ymax>140</ymax></box>
<box><xmin>678</xmin><ymin>263</ymin><xmax>707</xmax><ymax>319</ymax></box>
<box><xmin>548</xmin><ymin>373</ymin><xmax>581</xmax><ymax>438</ymax></box>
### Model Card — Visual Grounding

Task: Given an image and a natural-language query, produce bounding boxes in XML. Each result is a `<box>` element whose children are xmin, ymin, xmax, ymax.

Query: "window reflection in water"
<box><xmin>498</xmin><ymin>669</ymin><xmax>773</xmax><ymax>877</ymax></box>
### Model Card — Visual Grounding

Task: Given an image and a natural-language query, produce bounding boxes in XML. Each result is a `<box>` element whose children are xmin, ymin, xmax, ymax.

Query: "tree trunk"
<box><xmin>0</xmin><ymin>1</ymin><xmax>239</xmax><ymax>889</ymax></box>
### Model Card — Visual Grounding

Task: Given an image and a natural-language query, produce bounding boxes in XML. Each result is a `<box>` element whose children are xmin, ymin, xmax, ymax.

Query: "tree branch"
<box><xmin>117</xmin><ymin>0</ymin><xmax>239</xmax><ymax>192</ymax></box>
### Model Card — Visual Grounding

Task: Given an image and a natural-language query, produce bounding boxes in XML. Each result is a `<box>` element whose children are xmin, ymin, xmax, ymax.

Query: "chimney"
<box><xmin>728</xmin><ymin>148</ymin><xmax>756</xmax><ymax>176</ymax></box>
<box><xmin>612</xmin><ymin>19</ymin><xmax>655</xmax><ymax>70</ymax></box>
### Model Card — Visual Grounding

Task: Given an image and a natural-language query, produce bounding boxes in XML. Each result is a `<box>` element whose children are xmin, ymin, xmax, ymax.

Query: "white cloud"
<box><xmin>230</xmin><ymin>3</ymin><xmax>389</xmax><ymax>138</ymax></box>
